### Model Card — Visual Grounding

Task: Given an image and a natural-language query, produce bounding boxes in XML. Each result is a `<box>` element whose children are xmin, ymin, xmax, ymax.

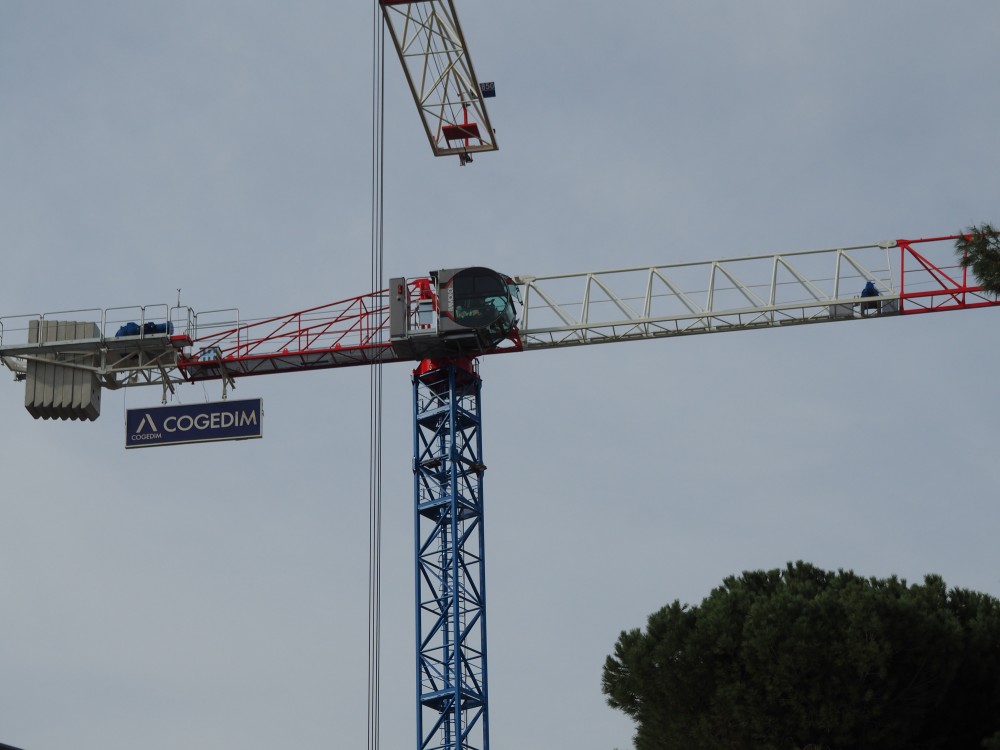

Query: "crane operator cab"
<box><xmin>389</xmin><ymin>267</ymin><xmax>521</xmax><ymax>361</ymax></box>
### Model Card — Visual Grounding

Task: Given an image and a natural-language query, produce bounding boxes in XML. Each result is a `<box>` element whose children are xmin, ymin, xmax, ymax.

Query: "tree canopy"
<box><xmin>956</xmin><ymin>222</ymin><xmax>1000</xmax><ymax>297</ymax></box>
<box><xmin>603</xmin><ymin>562</ymin><xmax>1000</xmax><ymax>750</ymax></box>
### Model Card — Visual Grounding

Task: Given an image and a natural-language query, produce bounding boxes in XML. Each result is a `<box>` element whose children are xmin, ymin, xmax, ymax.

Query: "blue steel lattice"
<box><xmin>412</xmin><ymin>363</ymin><xmax>490</xmax><ymax>750</ymax></box>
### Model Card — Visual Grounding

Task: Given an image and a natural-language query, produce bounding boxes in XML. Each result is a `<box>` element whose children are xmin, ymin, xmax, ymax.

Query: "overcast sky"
<box><xmin>2</xmin><ymin>2</ymin><xmax>999</xmax><ymax>749</ymax></box>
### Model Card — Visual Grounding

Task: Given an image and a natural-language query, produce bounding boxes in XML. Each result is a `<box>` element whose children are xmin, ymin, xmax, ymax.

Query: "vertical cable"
<box><xmin>367</xmin><ymin>4</ymin><xmax>386</xmax><ymax>750</ymax></box>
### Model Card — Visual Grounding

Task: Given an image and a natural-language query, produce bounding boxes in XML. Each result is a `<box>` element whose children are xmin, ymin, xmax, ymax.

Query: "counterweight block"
<box><xmin>23</xmin><ymin>320</ymin><xmax>102</xmax><ymax>421</ymax></box>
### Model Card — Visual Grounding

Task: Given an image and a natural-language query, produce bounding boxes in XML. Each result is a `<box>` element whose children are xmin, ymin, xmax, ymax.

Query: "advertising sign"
<box><xmin>126</xmin><ymin>399</ymin><xmax>263</xmax><ymax>449</ymax></box>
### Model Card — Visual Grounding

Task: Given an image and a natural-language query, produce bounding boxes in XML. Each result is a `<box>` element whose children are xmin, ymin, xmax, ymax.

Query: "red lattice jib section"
<box><xmin>177</xmin><ymin>291</ymin><xmax>399</xmax><ymax>380</ymax></box>
<box><xmin>898</xmin><ymin>236</ymin><xmax>998</xmax><ymax>314</ymax></box>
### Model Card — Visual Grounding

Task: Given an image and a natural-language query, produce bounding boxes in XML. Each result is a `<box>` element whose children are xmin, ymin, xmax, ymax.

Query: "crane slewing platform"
<box><xmin>1</xmin><ymin>235</ymin><xmax>993</xmax><ymax>411</ymax></box>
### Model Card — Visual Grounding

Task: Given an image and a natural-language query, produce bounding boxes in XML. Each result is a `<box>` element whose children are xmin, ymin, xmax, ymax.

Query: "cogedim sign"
<box><xmin>125</xmin><ymin>399</ymin><xmax>263</xmax><ymax>448</ymax></box>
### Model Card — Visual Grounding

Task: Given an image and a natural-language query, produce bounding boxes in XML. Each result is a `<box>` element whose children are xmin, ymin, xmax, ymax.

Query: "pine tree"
<box><xmin>603</xmin><ymin>562</ymin><xmax>1000</xmax><ymax>750</ymax></box>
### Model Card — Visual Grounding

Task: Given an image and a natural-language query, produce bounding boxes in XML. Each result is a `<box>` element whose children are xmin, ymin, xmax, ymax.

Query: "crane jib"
<box><xmin>0</xmin><ymin>235</ymin><xmax>995</xmax><ymax>416</ymax></box>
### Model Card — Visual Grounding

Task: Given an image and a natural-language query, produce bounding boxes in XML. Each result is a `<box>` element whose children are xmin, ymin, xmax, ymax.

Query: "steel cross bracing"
<box><xmin>176</xmin><ymin>292</ymin><xmax>402</xmax><ymax>381</ymax></box>
<box><xmin>413</xmin><ymin>364</ymin><xmax>489</xmax><ymax>750</ymax></box>
<box><xmin>379</xmin><ymin>0</ymin><xmax>497</xmax><ymax>160</ymax></box>
<box><xmin>1</xmin><ymin>236</ymin><xmax>995</xmax><ymax>390</ymax></box>
<box><xmin>514</xmin><ymin>236</ymin><xmax>998</xmax><ymax>351</ymax></box>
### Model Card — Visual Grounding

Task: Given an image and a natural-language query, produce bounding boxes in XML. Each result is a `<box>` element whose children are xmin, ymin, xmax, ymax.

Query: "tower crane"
<box><xmin>0</xmin><ymin>233</ymin><xmax>996</xmax><ymax>750</ymax></box>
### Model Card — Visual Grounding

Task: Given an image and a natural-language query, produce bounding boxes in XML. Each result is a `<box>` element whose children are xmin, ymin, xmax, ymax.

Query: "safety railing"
<box><xmin>0</xmin><ymin>305</ymin><xmax>184</xmax><ymax>349</ymax></box>
<box><xmin>185</xmin><ymin>292</ymin><xmax>390</xmax><ymax>363</ymax></box>
<box><xmin>103</xmin><ymin>305</ymin><xmax>173</xmax><ymax>339</ymax></box>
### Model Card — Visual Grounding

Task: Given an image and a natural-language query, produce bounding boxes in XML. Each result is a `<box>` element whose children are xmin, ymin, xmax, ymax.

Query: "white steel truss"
<box><xmin>380</xmin><ymin>0</ymin><xmax>497</xmax><ymax>160</ymax></box>
<box><xmin>511</xmin><ymin>239</ymin><xmax>978</xmax><ymax>350</ymax></box>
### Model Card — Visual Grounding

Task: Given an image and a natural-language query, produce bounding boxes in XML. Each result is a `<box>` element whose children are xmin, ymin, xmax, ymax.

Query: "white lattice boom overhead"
<box><xmin>380</xmin><ymin>0</ymin><xmax>497</xmax><ymax>160</ymax></box>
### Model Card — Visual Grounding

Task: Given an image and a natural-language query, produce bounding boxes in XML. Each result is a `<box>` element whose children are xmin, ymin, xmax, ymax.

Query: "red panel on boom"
<box><xmin>442</xmin><ymin>123</ymin><xmax>481</xmax><ymax>142</ymax></box>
